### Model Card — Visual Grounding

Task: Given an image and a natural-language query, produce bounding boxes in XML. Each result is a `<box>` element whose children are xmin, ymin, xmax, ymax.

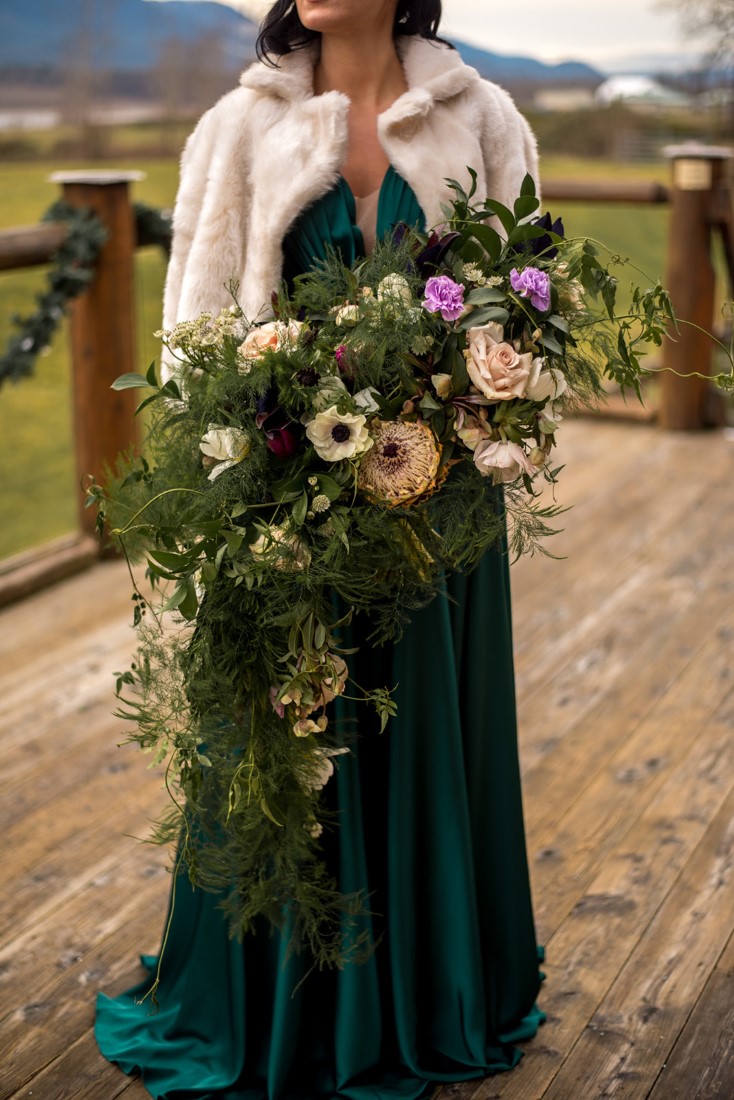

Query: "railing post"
<box><xmin>660</xmin><ymin>144</ymin><xmax>730</xmax><ymax>430</ymax></box>
<box><xmin>50</xmin><ymin>170</ymin><xmax>144</xmax><ymax>546</ymax></box>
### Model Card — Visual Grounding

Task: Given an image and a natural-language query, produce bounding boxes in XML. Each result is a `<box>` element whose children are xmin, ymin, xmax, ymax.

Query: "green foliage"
<box><xmin>86</xmin><ymin>171</ymin><xmax>724</xmax><ymax>972</ymax></box>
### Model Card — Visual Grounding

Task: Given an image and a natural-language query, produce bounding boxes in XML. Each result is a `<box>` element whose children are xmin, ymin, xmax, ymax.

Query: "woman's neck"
<box><xmin>314</xmin><ymin>32</ymin><xmax>407</xmax><ymax>108</ymax></box>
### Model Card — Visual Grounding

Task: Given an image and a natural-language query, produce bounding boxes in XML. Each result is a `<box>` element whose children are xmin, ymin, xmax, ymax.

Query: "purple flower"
<box><xmin>422</xmin><ymin>275</ymin><xmax>465</xmax><ymax>322</ymax></box>
<box><xmin>510</xmin><ymin>267</ymin><xmax>551</xmax><ymax>312</ymax></box>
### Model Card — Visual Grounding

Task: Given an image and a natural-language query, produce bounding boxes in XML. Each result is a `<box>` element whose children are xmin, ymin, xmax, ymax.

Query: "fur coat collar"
<box><xmin>164</xmin><ymin>36</ymin><xmax>538</xmax><ymax>337</ymax></box>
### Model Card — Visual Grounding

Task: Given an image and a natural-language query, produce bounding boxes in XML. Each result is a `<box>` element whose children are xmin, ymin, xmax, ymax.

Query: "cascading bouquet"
<box><xmin>89</xmin><ymin>171</ymin><xmax>683</xmax><ymax>976</ymax></box>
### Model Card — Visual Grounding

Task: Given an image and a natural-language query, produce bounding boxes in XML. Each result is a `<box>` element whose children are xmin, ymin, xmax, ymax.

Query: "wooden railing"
<box><xmin>0</xmin><ymin>148</ymin><xmax>732</xmax><ymax>605</ymax></box>
<box><xmin>0</xmin><ymin>172</ymin><xmax>144</xmax><ymax>605</ymax></box>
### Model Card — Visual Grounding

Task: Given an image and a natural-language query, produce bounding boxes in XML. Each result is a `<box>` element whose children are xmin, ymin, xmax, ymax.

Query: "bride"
<box><xmin>95</xmin><ymin>3</ymin><xmax>546</xmax><ymax>1097</ymax></box>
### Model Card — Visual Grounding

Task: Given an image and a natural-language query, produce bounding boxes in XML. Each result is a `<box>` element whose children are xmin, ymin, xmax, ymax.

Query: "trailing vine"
<box><xmin>0</xmin><ymin>201</ymin><xmax>172</xmax><ymax>390</ymax></box>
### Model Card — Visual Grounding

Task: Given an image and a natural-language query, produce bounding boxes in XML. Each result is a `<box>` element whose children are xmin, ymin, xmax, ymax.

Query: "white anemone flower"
<box><xmin>305</xmin><ymin>405</ymin><xmax>373</xmax><ymax>462</ymax></box>
<box><xmin>199</xmin><ymin>425</ymin><xmax>250</xmax><ymax>480</ymax></box>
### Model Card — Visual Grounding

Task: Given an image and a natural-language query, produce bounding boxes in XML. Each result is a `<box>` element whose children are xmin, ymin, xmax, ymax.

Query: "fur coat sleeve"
<box><xmin>162</xmin><ymin>36</ymin><xmax>539</xmax><ymax>353</ymax></box>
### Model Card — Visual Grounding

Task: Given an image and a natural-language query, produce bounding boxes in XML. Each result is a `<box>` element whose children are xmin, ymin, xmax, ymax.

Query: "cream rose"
<box><xmin>334</xmin><ymin>304</ymin><xmax>361</xmax><ymax>327</ymax></box>
<box><xmin>377</xmin><ymin>274</ymin><xmax>412</xmax><ymax>308</ymax></box>
<box><xmin>465</xmin><ymin>322</ymin><xmax>533</xmax><ymax>402</ymax></box>
<box><xmin>526</xmin><ymin>357</ymin><xmax>568</xmax><ymax>404</ymax></box>
<box><xmin>199</xmin><ymin>425</ymin><xmax>251</xmax><ymax>480</ymax></box>
<box><xmin>473</xmin><ymin>439</ymin><xmax>536</xmax><ymax>483</ymax></box>
<box><xmin>237</xmin><ymin>319</ymin><xmax>302</xmax><ymax>371</ymax></box>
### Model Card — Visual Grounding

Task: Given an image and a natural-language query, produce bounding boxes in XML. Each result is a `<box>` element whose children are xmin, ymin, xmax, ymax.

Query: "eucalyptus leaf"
<box><xmin>112</xmin><ymin>372</ymin><xmax>150</xmax><ymax>390</ymax></box>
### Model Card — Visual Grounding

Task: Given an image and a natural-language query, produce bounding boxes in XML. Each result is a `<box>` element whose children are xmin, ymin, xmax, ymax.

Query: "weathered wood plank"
<box><xmin>0</xmin><ymin>842</ymin><xmax>169</xmax><ymax>1099</ymax></box>
<box><xmin>7</xmin><ymin>1030</ymin><xmax>137</xmax><ymax>1100</ymax></box>
<box><xmin>0</xmin><ymin>741</ymin><xmax>164</xmax><ymax>940</ymax></box>
<box><xmin>0</xmin><ymin>557</ymin><xmax>132</xmax><ymax>674</ymax></box>
<box><xmin>646</xmin><ymin>970</ymin><xmax>734</xmax><ymax>1100</ymax></box>
<box><xmin>6</xmin><ymin>420</ymin><xmax>734</xmax><ymax>1100</ymax></box>
<box><xmin>435</xmin><ymin>696</ymin><xmax>734</xmax><ymax>1100</ymax></box>
<box><xmin>537</xmin><ymin>782</ymin><xmax>734</xmax><ymax>1099</ymax></box>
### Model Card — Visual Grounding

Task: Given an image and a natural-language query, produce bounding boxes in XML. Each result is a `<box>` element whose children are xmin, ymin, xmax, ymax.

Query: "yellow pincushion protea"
<box><xmin>357</xmin><ymin>419</ymin><xmax>442</xmax><ymax>507</ymax></box>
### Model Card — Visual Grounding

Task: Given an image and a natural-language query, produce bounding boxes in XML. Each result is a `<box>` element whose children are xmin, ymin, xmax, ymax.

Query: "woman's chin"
<box><xmin>296</xmin><ymin>0</ymin><xmax>392</xmax><ymax>35</ymax></box>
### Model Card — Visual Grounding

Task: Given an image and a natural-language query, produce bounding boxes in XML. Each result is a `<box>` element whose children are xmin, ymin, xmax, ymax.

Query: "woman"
<box><xmin>95</xmin><ymin>2</ymin><xmax>546</xmax><ymax>1097</ymax></box>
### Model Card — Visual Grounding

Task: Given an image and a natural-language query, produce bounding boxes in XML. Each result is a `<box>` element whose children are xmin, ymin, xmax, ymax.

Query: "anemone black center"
<box><xmin>331</xmin><ymin>424</ymin><xmax>351</xmax><ymax>443</ymax></box>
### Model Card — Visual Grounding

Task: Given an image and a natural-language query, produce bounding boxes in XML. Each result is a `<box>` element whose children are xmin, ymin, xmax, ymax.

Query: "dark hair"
<box><xmin>256</xmin><ymin>1</ymin><xmax>448</xmax><ymax>64</ymax></box>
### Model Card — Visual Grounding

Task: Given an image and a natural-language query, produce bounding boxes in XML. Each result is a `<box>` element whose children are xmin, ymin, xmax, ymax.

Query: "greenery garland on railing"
<box><xmin>0</xmin><ymin>201</ymin><xmax>172</xmax><ymax>391</ymax></box>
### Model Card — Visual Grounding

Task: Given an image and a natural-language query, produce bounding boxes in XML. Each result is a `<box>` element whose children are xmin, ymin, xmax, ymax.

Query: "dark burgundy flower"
<box><xmin>415</xmin><ymin>232</ymin><xmax>461</xmax><ymax>276</ymax></box>
<box><xmin>265</xmin><ymin>425</ymin><xmax>299</xmax><ymax>458</ymax></box>
<box><xmin>295</xmin><ymin>367</ymin><xmax>320</xmax><ymax>386</ymax></box>
<box><xmin>513</xmin><ymin>212</ymin><xmax>565</xmax><ymax>260</ymax></box>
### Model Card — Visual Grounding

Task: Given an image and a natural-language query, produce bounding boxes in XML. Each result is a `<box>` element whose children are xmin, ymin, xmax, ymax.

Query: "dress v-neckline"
<box><xmin>338</xmin><ymin>169</ymin><xmax>393</xmax><ymax>255</ymax></box>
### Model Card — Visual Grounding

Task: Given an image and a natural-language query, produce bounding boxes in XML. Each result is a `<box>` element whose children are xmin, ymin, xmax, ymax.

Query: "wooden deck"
<box><xmin>1</xmin><ymin>417</ymin><xmax>733</xmax><ymax>1100</ymax></box>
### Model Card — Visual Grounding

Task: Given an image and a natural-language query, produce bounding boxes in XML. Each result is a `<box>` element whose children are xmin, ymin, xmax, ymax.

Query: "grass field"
<box><xmin>0</xmin><ymin>152</ymin><xmax>674</xmax><ymax>560</ymax></box>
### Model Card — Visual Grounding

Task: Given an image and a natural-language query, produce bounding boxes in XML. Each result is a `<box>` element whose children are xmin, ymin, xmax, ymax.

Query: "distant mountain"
<box><xmin>454</xmin><ymin>41</ymin><xmax>601</xmax><ymax>85</ymax></box>
<box><xmin>0</xmin><ymin>0</ymin><xmax>258</xmax><ymax>70</ymax></box>
<box><xmin>0</xmin><ymin>0</ymin><xmax>602</xmax><ymax>85</ymax></box>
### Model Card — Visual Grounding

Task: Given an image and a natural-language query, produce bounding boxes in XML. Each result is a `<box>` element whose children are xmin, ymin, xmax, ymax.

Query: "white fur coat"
<box><xmin>163</xmin><ymin>36</ymin><xmax>539</xmax><ymax>333</ymax></box>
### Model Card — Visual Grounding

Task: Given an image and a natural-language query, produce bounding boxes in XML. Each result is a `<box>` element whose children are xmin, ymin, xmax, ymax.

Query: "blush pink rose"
<box><xmin>238</xmin><ymin>320</ymin><xmax>302</xmax><ymax>369</ymax></box>
<box><xmin>465</xmin><ymin>321</ymin><xmax>533</xmax><ymax>402</ymax></box>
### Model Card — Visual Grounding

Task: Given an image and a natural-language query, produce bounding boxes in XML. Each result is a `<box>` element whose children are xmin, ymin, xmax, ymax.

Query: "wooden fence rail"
<box><xmin>0</xmin><ymin>148</ymin><xmax>732</xmax><ymax>605</ymax></box>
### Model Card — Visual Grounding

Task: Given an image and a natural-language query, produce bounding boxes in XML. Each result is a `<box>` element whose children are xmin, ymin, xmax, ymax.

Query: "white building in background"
<box><xmin>595</xmin><ymin>75</ymin><xmax>692</xmax><ymax>111</ymax></box>
<box><xmin>533</xmin><ymin>87</ymin><xmax>597</xmax><ymax>112</ymax></box>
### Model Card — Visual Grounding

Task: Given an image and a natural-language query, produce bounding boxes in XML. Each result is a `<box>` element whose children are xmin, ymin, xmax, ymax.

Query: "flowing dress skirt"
<box><xmin>95</xmin><ymin>165</ymin><xmax>545</xmax><ymax>1098</ymax></box>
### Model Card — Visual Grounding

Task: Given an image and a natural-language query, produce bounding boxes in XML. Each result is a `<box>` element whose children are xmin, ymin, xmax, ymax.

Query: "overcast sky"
<box><xmin>439</xmin><ymin>0</ymin><xmax>695</xmax><ymax>70</ymax></box>
<box><xmin>162</xmin><ymin>1</ymin><xmax>702</xmax><ymax>72</ymax></box>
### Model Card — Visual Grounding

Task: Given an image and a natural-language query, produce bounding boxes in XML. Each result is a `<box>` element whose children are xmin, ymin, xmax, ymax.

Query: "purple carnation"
<box><xmin>422</xmin><ymin>275</ymin><xmax>465</xmax><ymax>322</ymax></box>
<box><xmin>510</xmin><ymin>267</ymin><xmax>551</xmax><ymax>312</ymax></box>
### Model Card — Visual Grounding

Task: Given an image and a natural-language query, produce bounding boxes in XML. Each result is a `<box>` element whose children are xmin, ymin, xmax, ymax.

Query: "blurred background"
<box><xmin>0</xmin><ymin>0</ymin><xmax>731</xmax><ymax>561</ymax></box>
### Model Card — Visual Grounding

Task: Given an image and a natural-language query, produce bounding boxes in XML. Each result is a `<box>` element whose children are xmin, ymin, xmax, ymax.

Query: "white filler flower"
<box><xmin>199</xmin><ymin>425</ymin><xmax>250</xmax><ymax>480</ymax></box>
<box><xmin>305</xmin><ymin>405</ymin><xmax>373</xmax><ymax>462</ymax></box>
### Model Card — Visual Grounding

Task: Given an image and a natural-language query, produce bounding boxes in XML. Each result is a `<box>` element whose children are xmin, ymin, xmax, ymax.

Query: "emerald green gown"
<box><xmin>95</xmin><ymin>167</ymin><xmax>546</xmax><ymax>1099</ymax></box>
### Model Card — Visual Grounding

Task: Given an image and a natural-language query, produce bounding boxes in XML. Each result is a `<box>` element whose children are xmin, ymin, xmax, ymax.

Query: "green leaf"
<box><xmin>547</xmin><ymin>314</ymin><xmax>571</xmax><ymax>334</ymax></box>
<box><xmin>145</xmin><ymin>361</ymin><xmax>158</xmax><ymax>387</ymax></box>
<box><xmin>507</xmin><ymin>224</ymin><xmax>550</xmax><ymax>246</ymax></box>
<box><xmin>418</xmin><ymin>392</ymin><xmax>442</xmax><ymax>415</ymax></box>
<box><xmin>458</xmin><ymin>305</ymin><xmax>510</xmax><ymax>330</ymax></box>
<box><xmin>520</xmin><ymin>173</ymin><xmax>537</xmax><ymax>198</ymax></box>
<box><xmin>481</xmin><ymin>199</ymin><xmax>516</xmax><ymax>237</ymax></box>
<box><xmin>292</xmin><ymin>491</ymin><xmax>309</xmax><ymax>527</ymax></box>
<box><xmin>316</xmin><ymin>475</ymin><xmax>342</xmax><ymax>501</ymax></box>
<box><xmin>540</xmin><ymin>333</ymin><xmax>564</xmax><ymax>356</ymax></box>
<box><xmin>450</xmin><ymin>347</ymin><xmax>470</xmax><ymax>393</ymax></box>
<box><xmin>260</xmin><ymin>798</ymin><xmax>284</xmax><ymax>827</ymax></box>
<box><xmin>464</xmin><ymin>287</ymin><xmax>506</xmax><ymax>306</ymax></box>
<box><xmin>177</xmin><ymin>577</ymin><xmax>199</xmax><ymax>621</ymax></box>
<box><xmin>111</xmin><ymin>372</ymin><xmax>150</xmax><ymax>391</ymax></box>
<box><xmin>223</xmin><ymin>530</ymin><xmax>244</xmax><ymax>556</ymax></box>
<box><xmin>466</xmin><ymin>223</ymin><xmax>503</xmax><ymax>262</ymax></box>
<box><xmin>148</xmin><ymin>548</ymin><xmax>191</xmax><ymax>571</ymax></box>
<box><xmin>514</xmin><ymin>194</ymin><xmax>540</xmax><ymax>220</ymax></box>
